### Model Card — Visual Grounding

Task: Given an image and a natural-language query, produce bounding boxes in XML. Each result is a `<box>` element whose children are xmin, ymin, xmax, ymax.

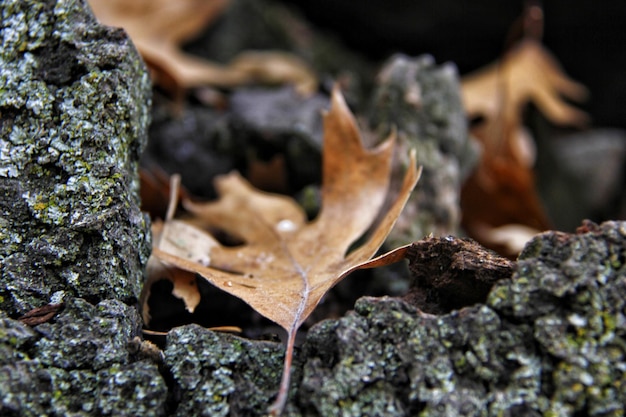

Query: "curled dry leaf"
<box><xmin>462</xmin><ymin>39</ymin><xmax>589</xmax><ymax>130</ymax></box>
<box><xmin>17</xmin><ymin>303</ymin><xmax>64</xmax><ymax>327</ymax></box>
<box><xmin>460</xmin><ymin>37</ymin><xmax>588</xmax><ymax>256</ymax></box>
<box><xmin>141</xmin><ymin>218</ymin><xmax>214</xmax><ymax>325</ymax></box>
<box><xmin>88</xmin><ymin>0</ymin><xmax>317</xmax><ymax>94</ymax></box>
<box><xmin>153</xmin><ymin>87</ymin><xmax>421</xmax><ymax>414</ymax></box>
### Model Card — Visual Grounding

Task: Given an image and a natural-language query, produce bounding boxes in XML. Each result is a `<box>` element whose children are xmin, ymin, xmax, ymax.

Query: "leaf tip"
<box><xmin>328</xmin><ymin>83</ymin><xmax>349</xmax><ymax>116</ymax></box>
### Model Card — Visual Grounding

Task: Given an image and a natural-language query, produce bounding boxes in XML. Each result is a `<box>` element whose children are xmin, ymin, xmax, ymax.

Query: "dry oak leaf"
<box><xmin>461</xmin><ymin>39</ymin><xmax>589</xmax><ymax>133</ymax></box>
<box><xmin>460</xmin><ymin>39</ymin><xmax>589</xmax><ymax>256</ymax></box>
<box><xmin>140</xmin><ymin>173</ymin><xmax>216</xmax><ymax>326</ymax></box>
<box><xmin>461</xmin><ymin>39</ymin><xmax>588</xmax><ymax>174</ymax></box>
<box><xmin>88</xmin><ymin>0</ymin><xmax>317</xmax><ymax>94</ymax></box>
<box><xmin>141</xmin><ymin>219</ymin><xmax>209</xmax><ymax>325</ymax></box>
<box><xmin>141</xmin><ymin>208</ymin><xmax>242</xmax><ymax>333</ymax></box>
<box><xmin>153</xmin><ymin>88</ymin><xmax>421</xmax><ymax>414</ymax></box>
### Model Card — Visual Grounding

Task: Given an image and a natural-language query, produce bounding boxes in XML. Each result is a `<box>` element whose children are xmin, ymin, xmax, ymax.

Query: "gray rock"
<box><xmin>229</xmin><ymin>86</ymin><xmax>328</xmax><ymax>191</ymax></box>
<box><xmin>2</xmin><ymin>1</ymin><xmax>624</xmax><ymax>416</ymax></box>
<box><xmin>164</xmin><ymin>324</ymin><xmax>287</xmax><ymax>417</ymax></box>
<box><xmin>535</xmin><ymin>127</ymin><xmax>626</xmax><ymax>231</ymax></box>
<box><xmin>0</xmin><ymin>310</ymin><xmax>38</xmax><ymax>365</ymax></box>
<box><xmin>144</xmin><ymin>98</ymin><xmax>235</xmax><ymax>199</ymax></box>
<box><xmin>142</xmin><ymin>86</ymin><xmax>329</xmax><ymax>197</ymax></box>
<box><xmin>0</xmin><ymin>298</ymin><xmax>167</xmax><ymax>416</ymax></box>
<box><xmin>33</xmin><ymin>298</ymin><xmax>141</xmax><ymax>369</ymax></box>
<box><xmin>299</xmin><ymin>299</ymin><xmax>540</xmax><ymax>417</ymax></box>
<box><xmin>300</xmin><ymin>220</ymin><xmax>625</xmax><ymax>416</ymax></box>
<box><xmin>160</xmin><ymin>221</ymin><xmax>625</xmax><ymax>416</ymax></box>
<box><xmin>489</xmin><ymin>220</ymin><xmax>626</xmax><ymax>416</ymax></box>
<box><xmin>0</xmin><ymin>0</ymin><xmax>166</xmax><ymax>416</ymax></box>
<box><xmin>368</xmin><ymin>54</ymin><xmax>478</xmax><ymax>246</ymax></box>
<box><xmin>145</xmin><ymin>86</ymin><xmax>328</xmax><ymax>199</ymax></box>
<box><xmin>0</xmin><ymin>0</ymin><xmax>152</xmax><ymax>314</ymax></box>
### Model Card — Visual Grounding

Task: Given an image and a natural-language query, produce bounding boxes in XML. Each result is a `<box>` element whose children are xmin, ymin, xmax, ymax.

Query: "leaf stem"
<box><xmin>165</xmin><ymin>174</ymin><xmax>181</xmax><ymax>222</ymax></box>
<box><xmin>268</xmin><ymin>328</ymin><xmax>297</xmax><ymax>416</ymax></box>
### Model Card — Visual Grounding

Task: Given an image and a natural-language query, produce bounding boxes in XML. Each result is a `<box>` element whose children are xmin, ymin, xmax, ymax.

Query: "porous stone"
<box><xmin>0</xmin><ymin>1</ymin><xmax>166</xmax><ymax>415</ymax></box>
<box><xmin>0</xmin><ymin>298</ymin><xmax>167</xmax><ymax>416</ymax></box>
<box><xmin>2</xmin><ymin>2</ymin><xmax>624</xmax><ymax>416</ymax></box>
<box><xmin>299</xmin><ymin>298</ymin><xmax>541</xmax><ymax>417</ymax></box>
<box><xmin>0</xmin><ymin>310</ymin><xmax>38</xmax><ymax>365</ymax></box>
<box><xmin>297</xmin><ymin>221</ymin><xmax>625</xmax><ymax>416</ymax></box>
<box><xmin>143</xmin><ymin>97</ymin><xmax>234</xmax><ymax>199</ymax></box>
<box><xmin>164</xmin><ymin>324</ymin><xmax>288</xmax><ymax>417</ymax></box>
<box><xmin>368</xmin><ymin>54</ymin><xmax>478</xmax><ymax>245</ymax></box>
<box><xmin>489</xmin><ymin>220</ymin><xmax>626</xmax><ymax>416</ymax></box>
<box><xmin>228</xmin><ymin>86</ymin><xmax>328</xmax><ymax>192</ymax></box>
<box><xmin>33</xmin><ymin>298</ymin><xmax>142</xmax><ymax>369</ymax></box>
<box><xmin>0</xmin><ymin>0</ymin><xmax>152</xmax><ymax>313</ymax></box>
<box><xmin>144</xmin><ymin>86</ymin><xmax>328</xmax><ymax>199</ymax></box>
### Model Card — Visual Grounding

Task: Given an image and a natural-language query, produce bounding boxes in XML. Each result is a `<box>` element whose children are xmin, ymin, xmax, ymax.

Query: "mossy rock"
<box><xmin>0</xmin><ymin>0</ymin><xmax>151</xmax><ymax>314</ymax></box>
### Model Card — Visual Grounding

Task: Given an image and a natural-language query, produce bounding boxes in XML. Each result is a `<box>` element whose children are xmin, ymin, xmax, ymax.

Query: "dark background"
<box><xmin>283</xmin><ymin>0</ymin><xmax>626</xmax><ymax>130</ymax></box>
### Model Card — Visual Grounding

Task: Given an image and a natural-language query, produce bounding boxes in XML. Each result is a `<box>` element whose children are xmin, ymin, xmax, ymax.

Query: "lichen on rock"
<box><xmin>489</xmin><ymin>220</ymin><xmax>626</xmax><ymax>416</ymax></box>
<box><xmin>1</xmin><ymin>1</ymin><xmax>624</xmax><ymax>416</ymax></box>
<box><xmin>0</xmin><ymin>0</ymin><xmax>152</xmax><ymax>313</ymax></box>
<box><xmin>298</xmin><ymin>297</ymin><xmax>543</xmax><ymax>416</ymax></box>
<box><xmin>156</xmin><ymin>221</ymin><xmax>625</xmax><ymax>416</ymax></box>
<box><xmin>0</xmin><ymin>0</ymin><xmax>166</xmax><ymax>415</ymax></box>
<box><xmin>368</xmin><ymin>54</ymin><xmax>479</xmax><ymax>245</ymax></box>
<box><xmin>164</xmin><ymin>324</ymin><xmax>287</xmax><ymax>417</ymax></box>
<box><xmin>0</xmin><ymin>298</ymin><xmax>167</xmax><ymax>416</ymax></box>
<box><xmin>296</xmin><ymin>221</ymin><xmax>625</xmax><ymax>416</ymax></box>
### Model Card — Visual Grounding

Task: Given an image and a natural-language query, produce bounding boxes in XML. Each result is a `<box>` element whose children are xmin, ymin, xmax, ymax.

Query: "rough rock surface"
<box><xmin>0</xmin><ymin>0</ymin><xmax>151</xmax><ymax>313</ymax></box>
<box><xmin>404</xmin><ymin>236</ymin><xmax>514</xmax><ymax>314</ymax></box>
<box><xmin>0</xmin><ymin>299</ymin><xmax>167</xmax><ymax>416</ymax></box>
<box><xmin>2</xmin><ymin>1</ymin><xmax>625</xmax><ymax>416</ymax></box>
<box><xmin>489</xmin><ymin>220</ymin><xmax>626</xmax><ymax>416</ymax></box>
<box><xmin>164</xmin><ymin>325</ymin><xmax>287</xmax><ymax>417</ymax></box>
<box><xmin>0</xmin><ymin>0</ymin><xmax>164</xmax><ymax>415</ymax></box>
<box><xmin>161</xmin><ymin>221</ymin><xmax>625</xmax><ymax>416</ymax></box>
<box><xmin>368</xmin><ymin>54</ymin><xmax>478</xmax><ymax>246</ymax></box>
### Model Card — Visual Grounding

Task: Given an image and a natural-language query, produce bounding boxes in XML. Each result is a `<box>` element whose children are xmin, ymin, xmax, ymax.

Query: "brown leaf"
<box><xmin>140</xmin><ymin>218</ymin><xmax>215</xmax><ymax>325</ymax></box>
<box><xmin>460</xmin><ymin>36</ymin><xmax>588</xmax><ymax>256</ymax></box>
<box><xmin>88</xmin><ymin>0</ymin><xmax>317</xmax><ymax>94</ymax></box>
<box><xmin>153</xmin><ymin>87</ymin><xmax>421</xmax><ymax>414</ymax></box>
<box><xmin>141</xmin><ymin>256</ymin><xmax>202</xmax><ymax>325</ymax></box>
<box><xmin>18</xmin><ymin>303</ymin><xmax>64</xmax><ymax>326</ymax></box>
<box><xmin>462</xmin><ymin>39</ymin><xmax>589</xmax><ymax>131</ymax></box>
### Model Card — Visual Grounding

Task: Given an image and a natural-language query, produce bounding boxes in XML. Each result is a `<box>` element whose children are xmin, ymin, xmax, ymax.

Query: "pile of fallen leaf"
<box><xmin>89</xmin><ymin>0</ymin><xmax>591</xmax><ymax>414</ymax></box>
